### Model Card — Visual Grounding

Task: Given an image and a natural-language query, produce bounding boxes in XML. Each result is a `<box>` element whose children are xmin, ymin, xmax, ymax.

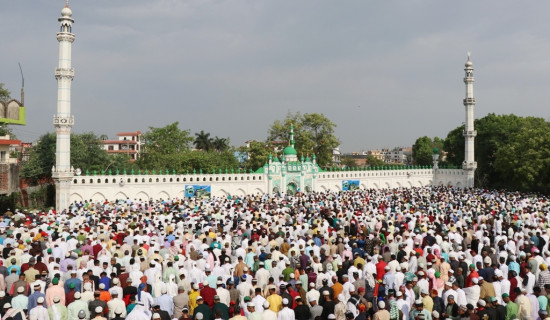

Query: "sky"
<box><xmin>2</xmin><ymin>0</ymin><xmax>550</xmax><ymax>153</ymax></box>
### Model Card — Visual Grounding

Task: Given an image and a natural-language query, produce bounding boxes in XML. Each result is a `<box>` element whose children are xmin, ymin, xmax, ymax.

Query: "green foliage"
<box><xmin>412</xmin><ymin>136</ymin><xmax>433</xmax><ymax>166</ymax></box>
<box><xmin>412</xmin><ymin>136</ymin><xmax>443</xmax><ymax>166</ymax></box>
<box><xmin>341</xmin><ymin>156</ymin><xmax>357</xmax><ymax>168</ymax></box>
<box><xmin>268</xmin><ymin>112</ymin><xmax>339</xmax><ymax>167</ymax></box>
<box><xmin>0</xmin><ymin>83</ymin><xmax>10</xmax><ymax>103</ymax></box>
<box><xmin>238</xmin><ymin>141</ymin><xmax>275</xmax><ymax>170</ymax></box>
<box><xmin>139</xmin><ymin>122</ymin><xmax>193</xmax><ymax>169</ymax></box>
<box><xmin>212</xmin><ymin>137</ymin><xmax>229</xmax><ymax>152</ymax></box>
<box><xmin>21</xmin><ymin>132</ymin><xmax>114</xmax><ymax>184</ymax></box>
<box><xmin>443</xmin><ymin>113</ymin><xmax>550</xmax><ymax>192</ymax></box>
<box><xmin>365</xmin><ymin>155</ymin><xmax>385</xmax><ymax>167</ymax></box>
<box><xmin>194</xmin><ymin>130</ymin><xmax>212</xmax><ymax>151</ymax></box>
<box><xmin>0</xmin><ymin>125</ymin><xmax>16</xmax><ymax>139</ymax></box>
<box><xmin>180</xmin><ymin>151</ymin><xmax>239</xmax><ymax>173</ymax></box>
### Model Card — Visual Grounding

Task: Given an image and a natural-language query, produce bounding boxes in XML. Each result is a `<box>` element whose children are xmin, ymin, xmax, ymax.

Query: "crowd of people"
<box><xmin>0</xmin><ymin>186</ymin><xmax>549</xmax><ymax>320</ymax></box>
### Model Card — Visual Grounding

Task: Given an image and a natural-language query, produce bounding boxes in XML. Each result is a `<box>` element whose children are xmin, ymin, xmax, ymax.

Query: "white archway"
<box><xmin>135</xmin><ymin>191</ymin><xmax>149</xmax><ymax>201</ymax></box>
<box><xmin>114</xmin><ymin>192</ymin><xmax>128</xmax><ymax>200</ymax></box>
<box><xmin>91</xmin><ymin>192</ymin><xmax>106</xmax><ymax>202</ymax></box>
<box><xmin>70</xmin><ymin>193</ymin><xmax>83</xmax><ymax>203</ymax></box>
<box><xmin>157</xmin><ymin>191</ymin><xmax>170</xmax><ymax>199</ymax></box>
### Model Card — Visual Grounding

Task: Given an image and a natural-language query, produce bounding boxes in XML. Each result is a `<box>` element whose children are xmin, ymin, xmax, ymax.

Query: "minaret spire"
<box><xmin>462</xmin><ymin>53</ymin><xmax>477</xmax><ymax>188</ymax></box>
<box><xmin>53</xmin><ymin>2</ymin><xmax>75</xmax><ymax>211</ymax></box>
<box><xmin>289</xmin><ymin>124</ymin><xmax>295</xmax><ymax>148</ymax></box>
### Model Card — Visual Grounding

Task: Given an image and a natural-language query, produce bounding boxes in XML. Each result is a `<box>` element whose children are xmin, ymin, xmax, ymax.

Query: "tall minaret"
<box><xmin>462</xmin><ymin>53</ymin><xmax>477</xmax><ymax>188</ymax></box>
<box><xmin>52</xmin><ymin>1</ymin><xmax>75</xmax><ymax>211</ymax></box>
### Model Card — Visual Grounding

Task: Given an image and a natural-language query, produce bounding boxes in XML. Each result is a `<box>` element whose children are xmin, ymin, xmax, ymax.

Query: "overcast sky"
<box><xmin>2</xmin><ymin>0</ymin><xmax>550</xmax><ymax>152</ymax></box>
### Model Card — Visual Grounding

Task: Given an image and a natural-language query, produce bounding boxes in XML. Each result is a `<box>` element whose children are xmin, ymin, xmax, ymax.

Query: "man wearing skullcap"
<box><xmin>45</xmin><ymin>278</ymin><xmax>65</xmax><ymax>307</ymax></box>
<box><xmin>47</xmin><ymin>295</ymin><xmax>68</xmax><ymax>320</ymax></box>
<box><xmin>29</xmin><ymin>296</ymin><xmax>48</xmax><ymax>320</ymax></box>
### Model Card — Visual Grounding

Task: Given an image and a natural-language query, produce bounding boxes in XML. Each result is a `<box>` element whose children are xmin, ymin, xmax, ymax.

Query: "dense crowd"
<box><xmin>0</xmin><ymin>186</ymin><xmax>549</xmax><ymax>320</ymax></box>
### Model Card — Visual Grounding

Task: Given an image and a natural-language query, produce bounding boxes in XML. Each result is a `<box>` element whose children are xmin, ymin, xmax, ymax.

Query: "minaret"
<box><xmin>52</xmin><ymin>1</ymin><xmax>75</xmax><ymax>211</ymax></box>
<box><xmin>462</xmin><ymin>53</ymin><xmax>477</xmax><ymax>188</ymax></box>
<box><xmin>289</xmin><ymin>124</ymin><xmax>295</xmax><ymax>149</ymax></box>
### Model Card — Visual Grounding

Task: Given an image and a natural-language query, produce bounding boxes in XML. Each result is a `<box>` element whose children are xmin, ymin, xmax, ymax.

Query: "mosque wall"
<box><xmin>68</xmin><ymin>169</ymin><xmax>468</xmax><ymax>204</ymax></box>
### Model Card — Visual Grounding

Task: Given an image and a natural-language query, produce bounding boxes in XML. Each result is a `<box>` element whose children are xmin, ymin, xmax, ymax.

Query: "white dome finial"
<box><xmin>465</xmin><ymin>52</ymin><xmax>472</xmax><ymax>67</ymax></box>
<box><xmin>61</xmin><ymin>0</ymin><xmax>72</xmax><ymax>17</ymax></box>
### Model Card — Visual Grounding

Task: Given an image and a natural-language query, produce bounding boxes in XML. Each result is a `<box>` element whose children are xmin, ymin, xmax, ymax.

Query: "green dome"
<box><xmin>283</xmin><ymin>146</ymin><xmax>297</xmax><ymax>155</ymax></box>
<box><xmin>432</xmin><ymin>147</ymin><xmax>439</xmax><ymax>154</ymax></box>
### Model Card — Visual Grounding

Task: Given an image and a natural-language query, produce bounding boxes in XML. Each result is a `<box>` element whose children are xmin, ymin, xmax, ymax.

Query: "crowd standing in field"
<box><xmin>0</xmin><ymin>186</ymin><xmax>549</xmax><ymax>320</ymax></box>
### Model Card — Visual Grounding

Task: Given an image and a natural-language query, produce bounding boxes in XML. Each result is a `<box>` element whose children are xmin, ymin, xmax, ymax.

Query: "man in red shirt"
<box><xmin>464</xmin><ymin>264</ymin><xmax>479</xmax><ymax>288</ymax></box>
<box><xmin>375</xmin><ymin>256</ymin><xmax>387</xmax><ymax>281</ymax></box>
<box><xmin>200</xmin><ymin>280</ymin><xmax>216</xmax><ymax>308</ymax></box>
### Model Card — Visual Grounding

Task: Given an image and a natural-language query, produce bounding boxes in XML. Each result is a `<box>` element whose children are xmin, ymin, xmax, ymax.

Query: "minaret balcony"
<box><xmin>53</xmin><ymin>115</ymin><xmax>74</xmax><ymax>127</ymax></box>
<box><xmin>462</xmin><ymin>161</ymin><xmax>477</xmax><ymax>171</ymax></box>
<box><xmin>462</xmin><ymin>130</ymin><xmax>477</xmax><ymax>137</ymax></box>
<box><xmin>463</xmin><ymin>98</ymin><xmax>476</xmax><ymax>105</ymax></box>
<box><xmin>55</xmin><ymin>68</ymin><xmax>75</xmax><ymax>80</ymax></box>
<box><xmin>56</xmin><ymin>33</ymin><xmax>75</xmax><ymax>43</ymax></box>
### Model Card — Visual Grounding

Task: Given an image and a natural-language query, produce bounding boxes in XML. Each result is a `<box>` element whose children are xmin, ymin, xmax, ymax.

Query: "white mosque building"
<box><xmin>50</xmin><ymin>3</ymin><xmax>475</xmax><ymax>210</ymax></box>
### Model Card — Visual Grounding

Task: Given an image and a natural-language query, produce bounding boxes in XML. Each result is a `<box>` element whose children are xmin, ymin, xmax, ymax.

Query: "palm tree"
<box><xmin>194</xmin><ymin>130</ymin><xmax>213</xmax><ymax>151</ymax></box>
<box><xmin>212</xmin><ymin>137</ymin><xmax>229</xmax><ymax>152</ymax></box>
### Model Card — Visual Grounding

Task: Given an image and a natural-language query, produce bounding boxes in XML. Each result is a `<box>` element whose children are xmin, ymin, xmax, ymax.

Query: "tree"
<box><xmin>194</xmin><ymin>130</ymin><xmax>213</xmax><ymax>151</ymax></box>
<box><xmin>138</xmin><ymin>122</ymin><xmax>193</xmax><ymax>169</ymax></box>
<box><xmin>238</xmin><ymin>141</ymin><xmax>276</xmax><ymax>171</ymax></box>
<box><xmin>493</xmin><ymin>117</ymin><xmax>550</xmax><ymax>192</ymax></box>
<box><xmin>365</xmin><ymin>155</ymin><xmax>385</xmax><ymax>167</ymax></box>
<box><xmin>212</xmin><ymin>136</ymin><xmax>229</xmax><ymax>152</ymax></box>
<box><xmin>442</xmin><ymin>113</ymin><xmax>550</xmax><ymax>191</ymax></box>
<box><xmin>341</xmin><ymin>156</ymin><xmax>357</xmax><ymax>168</ymax></box>
<box><xmin>21</xmin><ymin>132</ymin><xmax>112</xmax><ymax>184</ymax></box>
<box><xmin>268</xmin><ymin>112</ymin><xmax>339</xmax><ymax>167</ymax></box>
<box><xmin>180</xmin><ymin>150</ymin><xmax>239</xmax><ymax>173</ymax></box>
<box><xmin>412</xmin><ymin>136</ymin><xmax>434</xmax><ymax>166</ymax></box>
<box><xmin>0</xmin><ymin>83</ymin><xmax>10</xmax><ymax>103</ymax></box>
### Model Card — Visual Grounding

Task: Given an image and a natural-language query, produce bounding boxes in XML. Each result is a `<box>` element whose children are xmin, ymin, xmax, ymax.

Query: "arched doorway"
<box><xmin>286</xmin><ymin>182</ymin><xmax>298</xmax><ymax>195</ymax></box>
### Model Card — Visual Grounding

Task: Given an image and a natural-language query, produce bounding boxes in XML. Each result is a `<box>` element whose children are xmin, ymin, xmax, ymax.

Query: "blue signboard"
<box><xmin>184</xmin><ymin>185</ymin><xmax>211</xmax><ymax>198</ymax></box>
<box><xmin>342</xmin><ymin>180</ymin><xmax>360</xmax><ymax>191</ymax></box>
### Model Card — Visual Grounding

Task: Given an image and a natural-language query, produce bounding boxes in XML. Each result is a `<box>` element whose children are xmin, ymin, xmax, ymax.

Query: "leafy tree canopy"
<box><xmin>442</xmin><ymin>113</ymin><xmax>550</xmax><ymax>192</ymax></box>
<box><xmin>21</xmin><ymin>132</ymin><xmax>113</xmax><ymax>184</ymax></box>
<box><xmin>412</xmin><ymin>136</ymin><xmax>444</xmax><ymax>166</ymax></box>
<box><xmin>268</xmin><ymin>112</ymin><xmax>339</xmax><ymax>167</ymax></box>
<box><xmin>138</xmin><ymin>122</ymin><xmax>193</xmax><ymax>169</ymax></box>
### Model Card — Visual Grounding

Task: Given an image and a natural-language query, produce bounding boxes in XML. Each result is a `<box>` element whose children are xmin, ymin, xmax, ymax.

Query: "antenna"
<box><xmin>18</xmin><ymin>62</ymin><xmax>24</xmax><ymax>106</ymax></box>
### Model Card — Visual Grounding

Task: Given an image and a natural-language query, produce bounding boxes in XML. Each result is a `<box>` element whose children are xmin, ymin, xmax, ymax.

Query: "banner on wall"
<box><xmin>184</xmin><ymin>185</ymin><xmax>211</xmax><ymax>198</ymax></box>
<box><xmin>342</xmin><ymin>180</ymin><xmax>360</xmax><ymax>191</ymax></box>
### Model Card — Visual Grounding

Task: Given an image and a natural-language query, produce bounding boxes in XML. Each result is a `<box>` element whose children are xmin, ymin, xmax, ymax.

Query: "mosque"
<box><xmin>50</xmin><ymin>3</ymin><xmax>475</xmax><ymax>210</ymax></box>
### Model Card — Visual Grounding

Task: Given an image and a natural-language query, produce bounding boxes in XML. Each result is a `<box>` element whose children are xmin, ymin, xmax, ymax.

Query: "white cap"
<box><xmin>16</xmin><ymin>287</ymin><xmax>23</xmax><ymax>293</ymax></box>
<box><xmin>282</xmin><ymin>298</ymin><xmax>289</xmax><ymax>305</ymax></box>
<box><xmin>328</xmin><ymin>315</ymin><xmax>336</xmax><ymax>319</ymax></box>
<box><xmin>37</xmin><ymin>297</ymin><xmax>45</xmax><ymax>304</ymax></box>
<box><xmin>95</xmin><ymin>306</ymin><xmax>103</xmax><ymax>313</ymax></box>
<box><xmin>378</xmin><ymin>301</ymin><xmax>385</xmax><ymax>308</ymax></box>
<box><xmin>99</xmin><ymin>283</ymin><xmax>105</xmax><ymax>289</ymax></box>
<box><xmin>53</xmin><ymin>296</ymin><xmax>60</xmax><ymax>303</ymax></box>
<box><xmin>196</xmin><ymin>312</ymin><xmax>204</xmax><ymax>320</ymax></box>
<box><xmin>152</xmin><ymin>313</ymin><xmax>161</xmax><ymax>319</ymax></box>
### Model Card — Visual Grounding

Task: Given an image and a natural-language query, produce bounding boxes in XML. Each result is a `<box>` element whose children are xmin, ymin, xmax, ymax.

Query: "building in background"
<box><xmin>102</xmin><ymin>131</ymin><xmax>142</xmax><ymax>160</ymax></box>
<box><xmin>384</xmin><ymin>147</ymin><xmax>412</xmax><ymax>164</ymax></box>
